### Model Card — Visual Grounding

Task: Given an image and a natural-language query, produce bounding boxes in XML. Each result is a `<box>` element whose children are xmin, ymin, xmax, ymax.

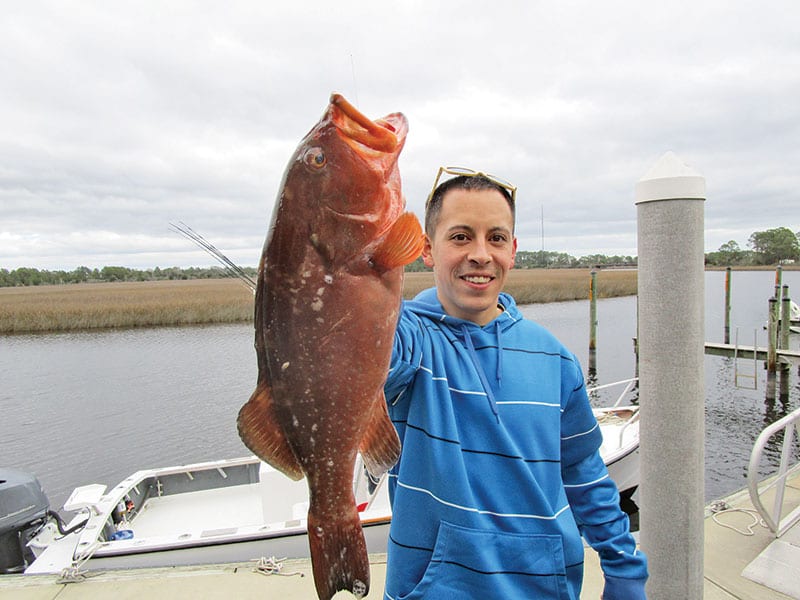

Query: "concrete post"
<box><xmin>635</xmin><ymin>151</ymin><xmax>705</xmax><ymax>599</ymax></box>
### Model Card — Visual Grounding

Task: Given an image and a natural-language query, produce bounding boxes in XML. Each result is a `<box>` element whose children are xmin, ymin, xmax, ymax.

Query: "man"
<box><xmin>383</xmin><ymin>167</ymin><xmax>648</xmax><ymax>599</ymax></box>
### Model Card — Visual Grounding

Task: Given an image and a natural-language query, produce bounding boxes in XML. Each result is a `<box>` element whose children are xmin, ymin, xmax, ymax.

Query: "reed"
<box><xmin>0</xmin><ymin>269</ymin><xmax>637</xmax><ymax>334</ymax></box>
<box><xmin>0</xmin><ymin>279</ymin><xmax>254</xmax><ymax>334</ymax></box>
<box><xmin>402</xmin><ymin>269</ymin><xmax>637</xmax><ymax>304</ymax></box>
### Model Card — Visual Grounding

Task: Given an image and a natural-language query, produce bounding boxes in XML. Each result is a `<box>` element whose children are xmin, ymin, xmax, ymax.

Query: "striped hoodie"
<box><xmin>383</xmin><ymin>288</ymin><xmax>647</xmax><ymax>599</ymax></box>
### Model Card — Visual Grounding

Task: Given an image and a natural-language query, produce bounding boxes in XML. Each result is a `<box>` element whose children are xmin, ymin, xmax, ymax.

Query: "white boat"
<box><xmin>15</xmin><ymin>379</ymin><xmax>640</xmax><ymax>577</ymax></box>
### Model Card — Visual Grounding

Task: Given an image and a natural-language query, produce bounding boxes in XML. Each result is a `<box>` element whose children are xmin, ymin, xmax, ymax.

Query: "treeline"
<box><xmin>0</xmin><ymin>265</ymin><xmax>258</xmax><ymax>287</ymax></box>
<box><xmin>2</xmin><ymin>252</ymin><xmax>635</xmax><ymax>287</ymax></box>
<box><xmin>2</xmin><ymin>227</ymin><xmax>797</xmax><ymax>288</ymax></box>
<box><xmin>704</xmin><ymin>227</ymin><xmax>800</xmax><ymax>267</ymax></box>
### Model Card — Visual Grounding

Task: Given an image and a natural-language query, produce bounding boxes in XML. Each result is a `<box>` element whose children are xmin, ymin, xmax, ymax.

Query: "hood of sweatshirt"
<box><xmin>402</xmin><ymin>287</ymin><xmax>524</xmax><ymax>421</ymax></box>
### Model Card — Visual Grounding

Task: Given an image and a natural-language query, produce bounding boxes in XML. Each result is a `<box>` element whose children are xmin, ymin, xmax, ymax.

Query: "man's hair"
<box><xmin>424</xmin><ymin>175</ymin><xmax>516</xmax><ymax>236</ymax></box>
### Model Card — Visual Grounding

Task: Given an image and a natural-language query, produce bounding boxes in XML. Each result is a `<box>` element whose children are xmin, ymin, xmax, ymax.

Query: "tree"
<box><xmin>706</xmin><ymin>240</ymin><xmax>745</xmax><ymax>266</ymax></box>
<box><xmin>748</xmin><ymin>227</ymin><xmax>800</xmax><ymax>265</ymax></box>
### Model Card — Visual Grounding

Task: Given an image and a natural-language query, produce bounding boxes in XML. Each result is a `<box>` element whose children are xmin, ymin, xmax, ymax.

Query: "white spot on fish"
<box><xmin>311</xmin><ymin>423</ymin><xmax>318</xmax><ymax>432</ymax></box>
<box><xmin>316</xmin><ymin>287</ymin><xmax>325</xmax><ymax>296</ymax></box>
<box><xmin>292</xmin><ymin>416</ymin><xmax>299</xmax><ymax>427</ymax></box>
<box><xmin>352</xmin><ymin>579</ymin><xmax>367</xmax><ymax>597</ymax></box>
<box><xmin>311</xmin><ymin>297</ymin><xmax>323</xmax><ymax>311</ymax></box>
<box><xmin>327</xmin><ymin>459</ymin><xmax>334</xmax><ymax>467</ymax></box>
<box><xmin>324</xmin><ymin>274</ymin><xmax>333</xmax><ymax>284</ymax></box>
<box><xmin>281</xmin><ymin>361</ymin><xmax>290</xmax><ymax>371</ymax></box>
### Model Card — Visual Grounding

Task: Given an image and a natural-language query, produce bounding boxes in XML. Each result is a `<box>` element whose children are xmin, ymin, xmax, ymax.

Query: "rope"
<box><xmin>709</xmin><ymin>500</ymin><xmax>768</xmax><ymax>536</ymax></box>
<box><xmin>251</xmin><ymin>556</ymin><xmax>304</xmax><ymax>577</ymax></box>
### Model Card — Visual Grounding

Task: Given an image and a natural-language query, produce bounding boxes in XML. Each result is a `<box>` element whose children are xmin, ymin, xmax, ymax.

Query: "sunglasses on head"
<box><xmin>426</xmin><ymin>166</ymin><xmax>517</xmax><ymax>208</ymax></box>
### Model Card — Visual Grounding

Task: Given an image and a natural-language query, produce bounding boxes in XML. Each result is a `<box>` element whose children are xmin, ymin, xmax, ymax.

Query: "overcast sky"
<box><xmin>1</xmin><ymin>1</ymin><xmax>798</xmax><ymax>270</ymax></box>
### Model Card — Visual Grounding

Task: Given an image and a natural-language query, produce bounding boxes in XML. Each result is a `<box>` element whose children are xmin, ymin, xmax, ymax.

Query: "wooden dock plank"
<box><xmin>704</xmin><ymin>342</ymin><xmax>800</xmax><ymax>362</ymax></box>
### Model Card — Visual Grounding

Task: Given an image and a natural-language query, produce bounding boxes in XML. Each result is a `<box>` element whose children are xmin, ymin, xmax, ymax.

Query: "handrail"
<box><xmin>587</xmin><ymin>377</ymin><xmax>638</xmax><ymax>407</ymax></box>
<box><xmin>747</xmin><ymin>405</ymin><xmax>800</xmax><ymax>537</ymax></box>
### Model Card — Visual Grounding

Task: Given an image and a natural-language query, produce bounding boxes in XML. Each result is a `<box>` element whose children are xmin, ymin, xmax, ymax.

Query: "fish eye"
<box><xmin>303</xmin><ymin>147</ymin><xmax>327</xmax><ymax>169</ymax></box>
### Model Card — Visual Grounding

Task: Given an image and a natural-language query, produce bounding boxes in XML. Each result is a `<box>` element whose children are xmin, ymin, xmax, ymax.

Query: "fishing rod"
<box><xmin>169</xmin><ymin>221</ymin><xmax>257</xmax><ymax>293</ymax></box>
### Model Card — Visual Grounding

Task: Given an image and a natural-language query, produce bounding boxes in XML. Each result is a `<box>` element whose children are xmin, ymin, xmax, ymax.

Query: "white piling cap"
<box><xmin>635</xmin><ymin>151</ymin><xmax>706</xmax><ymax>204</ymax></box>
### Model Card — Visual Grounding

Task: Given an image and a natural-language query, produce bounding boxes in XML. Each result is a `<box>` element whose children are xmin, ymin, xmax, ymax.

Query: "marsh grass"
<box><xmin>0</xmin><ymin>279</ymin><xmax>254</xmax><ymax>334</ymax></box>
<box><xmin>0</xmin><ymin>269</ymin><xmax>637</xmax><ymax>334</ymax></box>
<box><xmin>402</xmin><ymin>269</ymin><xmax>637</xmax><ymax>304</ymax></box>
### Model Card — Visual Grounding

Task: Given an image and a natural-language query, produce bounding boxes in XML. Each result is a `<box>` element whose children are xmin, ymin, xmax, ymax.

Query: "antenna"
<box><xmin>350</xmin><ymin>53</ymin><xmax>360</xmax><ymax>106</ymax></box>
<box><xmin>541</xmin><ymin>205</ymin><xmax>545</xmax><ymax>252</ymax></box>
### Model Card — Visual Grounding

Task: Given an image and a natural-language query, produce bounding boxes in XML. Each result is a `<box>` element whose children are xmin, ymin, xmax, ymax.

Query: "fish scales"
<box><xmin>238</xmin><ymin>93</ymin><xmax>422</xmax><ymax>600</ymax></box>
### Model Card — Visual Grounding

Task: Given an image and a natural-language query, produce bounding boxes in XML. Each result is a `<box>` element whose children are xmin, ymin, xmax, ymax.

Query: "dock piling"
<box><xmin>589</xmin><ymin>269</ymin><xmax>597</xmax><ymax>372</ymax></box>
<box><xmin>635</xmin><ymin>151</ymin><xmax>706</xmax><ymax>599</ymax></box>
<box><xmin>780</xmin><ymin>286</ymin><xmax>792</xmax><ymax>400</ymax></box>
<box><xmin>724</xmin><ymin>267</ymin><xmax>731</xmax><ymax>344</ymax></box>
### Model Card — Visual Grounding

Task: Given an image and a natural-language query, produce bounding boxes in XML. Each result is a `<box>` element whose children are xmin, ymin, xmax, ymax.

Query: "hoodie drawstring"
<box><xmin>461</xmin><ymin>324</ymin><xmax>500</xmax><ymax>423</ymax></box>
<box><xmin>495</xmin><ymin>320</ymin><xmax>503</xmax><ymax>385</ymax></box>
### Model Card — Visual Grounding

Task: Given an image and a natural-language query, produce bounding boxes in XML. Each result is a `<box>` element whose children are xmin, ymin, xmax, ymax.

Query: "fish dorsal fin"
<box><xmin>371</xmin><ymin>211</ymin><xmax>424</xmax><ymax>270</ymax></box>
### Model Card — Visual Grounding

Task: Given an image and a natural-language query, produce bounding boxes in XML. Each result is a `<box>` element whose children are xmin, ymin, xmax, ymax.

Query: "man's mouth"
<box><xmin>461</xmin><ymin>275</ymin><xmax>494</xmax><ymax>284</ymax></box>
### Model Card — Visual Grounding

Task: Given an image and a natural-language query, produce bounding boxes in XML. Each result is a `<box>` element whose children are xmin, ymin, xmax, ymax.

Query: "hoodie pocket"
<box><xmin>400</xmin><ymin>521</ymin><xmax>571</xmax><ymax>599</ymax></box>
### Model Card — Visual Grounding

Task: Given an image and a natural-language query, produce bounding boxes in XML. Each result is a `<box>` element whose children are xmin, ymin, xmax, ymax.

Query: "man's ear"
<box><xmin>509</xmin><ymin>237</ymin><xmax>518</xmax><ymax>268</ymax></box>
<box><xmin>421</xmin><ymin>235</ymin><xmax>435</xmax><ymax>268</ymax></box>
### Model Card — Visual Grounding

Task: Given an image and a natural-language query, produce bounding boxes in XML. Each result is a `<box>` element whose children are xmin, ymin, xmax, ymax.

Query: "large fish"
<box><xmin>237</xmin><ymin>94</ymin><xmax>422</xmax><ymax>599</ymax></box>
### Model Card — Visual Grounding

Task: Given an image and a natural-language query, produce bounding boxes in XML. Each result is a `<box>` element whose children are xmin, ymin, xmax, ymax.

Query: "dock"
<box><xmin>2</xmin><ymin>470</ymin><xmax>798</xmax><ymax>599</ymax></box>
<box><xmin>705</xmin><ymin>342</ymin><xmax>800</xmax><ymax>363</ymax></box>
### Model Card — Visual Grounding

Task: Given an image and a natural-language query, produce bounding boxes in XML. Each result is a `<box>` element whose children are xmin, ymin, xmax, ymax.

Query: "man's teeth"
<box><xmin>464</xmin><ymin>276</ymin><xmax>492</xmax><ymax>284</ymax></box>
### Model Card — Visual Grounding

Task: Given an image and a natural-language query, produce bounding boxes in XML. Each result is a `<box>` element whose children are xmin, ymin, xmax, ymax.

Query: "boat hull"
<box><xmin>26</xmin><ymin>399</ymin><xmax>641</xmax><ymax>575</ymax></box>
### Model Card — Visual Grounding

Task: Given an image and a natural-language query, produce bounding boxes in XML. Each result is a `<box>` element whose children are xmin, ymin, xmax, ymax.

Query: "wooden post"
<box><xmin>724</xmin><ymin>267</ymin><xmax>732</xmax><ymax>344</ymax></box>
<box><xmin>768</xmin><ymin>297</ymin><xmax>778</xmax><ymax>373</ymax></box>
<box><xmin>779</xmin><ymin>286</ymin><xmax>791</xmax><ymax>400</ymax></box>
<box><xmin>636</xmin><ymin>151</ymin><xmax>705</xmax><ymax>599</ymax></box>
<box><xmin>767</xmin><ymin>296</ymin><xmax>778</xmax><ymax>401</ymax></box>
<box><xmin>589</xmin><ymin>269</ymin><xmax>597</xmax><ymax>372</ymax></box>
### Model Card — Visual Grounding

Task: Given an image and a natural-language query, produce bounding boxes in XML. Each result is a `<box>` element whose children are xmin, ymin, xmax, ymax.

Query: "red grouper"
<box><xmin>237</xmin><ymin>94</ymin><xmax>423</xmax><ymax>600</ymax></box>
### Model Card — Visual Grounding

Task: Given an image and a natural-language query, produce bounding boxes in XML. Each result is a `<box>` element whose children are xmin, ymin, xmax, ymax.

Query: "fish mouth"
<box><xmin>330</xmin><ymin>93</ymin><xmax>407</xmax><ymax>155</ymax></box>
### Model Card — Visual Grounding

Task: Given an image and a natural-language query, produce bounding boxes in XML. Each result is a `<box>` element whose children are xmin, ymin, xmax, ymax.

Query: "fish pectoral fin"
<box><xmin>370</xmin><ymin>211</ymin><xmax>424</xmax><ymax>271</ymax></box>
<box><xmin>359</xmin><ymin>393</ymin><xmax>401</xmax><ymax>478</ymax></box>
<box><xmin>237</xmin><ymin>381</ymin><xmax>304</xmax><ymax>481</ymax></box>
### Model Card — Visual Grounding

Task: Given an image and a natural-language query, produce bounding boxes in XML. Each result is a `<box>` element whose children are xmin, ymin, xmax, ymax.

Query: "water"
<box><xmin>2</xmin><ymin>271</ymin><xmax>799</xmax><ymax>510</ymax></box>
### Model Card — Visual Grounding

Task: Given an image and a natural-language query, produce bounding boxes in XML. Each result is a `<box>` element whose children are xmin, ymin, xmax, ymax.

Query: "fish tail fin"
<box><xmin>237</xmin><ymin>381</ymin><xmax>304</xmax><ymax>480</ymax></box>
<box><xmin>371</xmin><ymin>211</ymin><xmax>424</xmax><ymax>270</ymax></box>
<box><xmin>307</xmin><ymin>505</ymin><xmax>370</xmax><ymax>600</ymax></box>
<box><xmin>359</xmin><ymin>394</ymin><xmax>401</xmax><ymax>478</ymax></box>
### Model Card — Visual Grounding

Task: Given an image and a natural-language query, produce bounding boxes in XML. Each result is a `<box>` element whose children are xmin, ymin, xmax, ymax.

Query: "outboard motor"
<box><xmin>0</xmin><ymin>469</ymin><xmax>50</xmax><ymax>573</ymax></box>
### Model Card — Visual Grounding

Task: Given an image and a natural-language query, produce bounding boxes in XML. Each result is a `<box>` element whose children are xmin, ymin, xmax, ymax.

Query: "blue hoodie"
<box><xmin>383</xmin><ymin>288</ymin><xmax>647</xmax><ymax>599</ymax></box>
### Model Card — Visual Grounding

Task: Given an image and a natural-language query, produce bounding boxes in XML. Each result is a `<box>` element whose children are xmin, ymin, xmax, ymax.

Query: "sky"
<box><xmin>1</xmin><ymin>1</ymin><xmax>798</xmax><ymax>271</ymax></box>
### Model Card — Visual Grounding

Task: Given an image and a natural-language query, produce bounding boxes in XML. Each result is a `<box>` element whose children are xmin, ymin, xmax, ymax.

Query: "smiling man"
<box><xmin>383</xmin><ymin>168</ymin><xmax>648</xmax><ymax>599</ymax></box>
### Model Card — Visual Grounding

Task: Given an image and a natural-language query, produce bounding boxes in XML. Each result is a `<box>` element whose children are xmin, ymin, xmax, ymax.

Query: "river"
<box><xmin>2</xmin><ymin>270</ymin><xmax>799</xmax><ymax>510</ymax></box>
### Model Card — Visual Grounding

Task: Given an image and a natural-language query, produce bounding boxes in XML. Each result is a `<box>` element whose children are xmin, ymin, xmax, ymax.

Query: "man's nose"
<box><xmin>468</xmin><ymin>240</ymin><xmax>491</xmax><ymax>264</ymax></box>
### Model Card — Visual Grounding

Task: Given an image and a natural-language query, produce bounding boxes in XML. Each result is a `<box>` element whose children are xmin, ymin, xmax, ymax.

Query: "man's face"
<box><xmin>422</xmin><ymin>187</ymin><xmax>517</xmax><ymax>325</ymax></box>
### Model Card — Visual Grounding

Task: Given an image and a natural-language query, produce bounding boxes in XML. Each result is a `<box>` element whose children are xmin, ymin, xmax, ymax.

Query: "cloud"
<box><xmin>1</xmin><ymin>1</ymin><xmax>798</xmax><ymax>270</ymax></box>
